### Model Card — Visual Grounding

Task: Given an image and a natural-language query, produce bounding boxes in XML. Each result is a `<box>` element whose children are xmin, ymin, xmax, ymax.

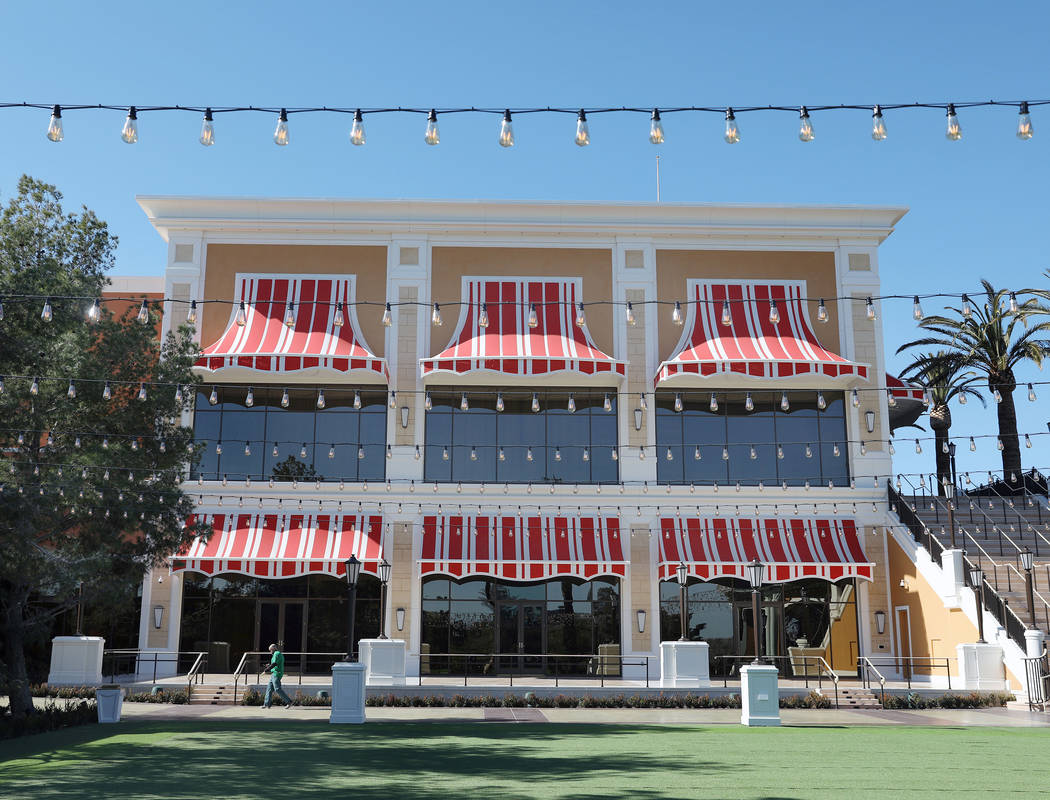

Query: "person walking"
<box><xmin>262</xmin><ymin>643</ymin><xmax>293</xmax><ymax>709</ymax></box>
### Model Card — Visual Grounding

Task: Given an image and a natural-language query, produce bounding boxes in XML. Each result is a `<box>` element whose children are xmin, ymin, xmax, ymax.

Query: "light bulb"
<box><xmin>281</xmin><ymin>388</ymin><xmax>289</xmax><ymax>408</ymax></box>
<box><xmin>574</xmin><ymin>109</ymin><xmax>590</xmax><ymax>146</ymax></box>
<box><xmin>582</xmin><ymin>447</ymin><xmax>589</xmax><ymax>462</ymax></box>
<box><xmin>625</xmin><ymin>301</ymin><xmax>636</xmax><ymax>326</ymax></box>
<box><xmin>1017</xmin><ymin>101</ymin><xmax>1034</xmax><ymax>140</ymax></box>
<box><xmin>671</xmin><ymin>300</ymin><xmax>683</xmax><ymax>325</ymax></box>
<box><xmin>886</xmin><ymin>388</ymin><xmax>896</xmax><ymax>408</ymax></box>
<box><xmin>851</xmin><ymin>389</ymin><xmax>860</xmax><ymax>408</ymax></box>
<box><xmin>866</xmin><ymin>298</ymin><xmax>876</xmax><ymax>320</ymax></box>
<box><xmin>496</xmin><ymin>392</ymin><xmax>504</xmax><ymax>412</ymax></box>
<box><xmin>532</xmin><ymin>393</ymin><xmax>540</xmax><ymax>413</ymax></box>
<box><xmin>137</xmin><ymin>298</ymin><xmax>150</xmax><ymax>324</ymax></box>
<box><xmin>478</xmin><ymin>303</ymin><xmax>489</xmax><ymax>328</ymax></box>
<box><xmin>721</xmin><ymin>299</ymin><xmax>732</xmax><ymax>326</ymax></box>
<box><xmin>749</xmin><ymin>445</ymin><xmax>757</xmax><ymax>460</ymax></box>
<box><xmin>121</xmin><ymin>106</ymin><xmax>138</xmax><ymax>144</ymax></box>
<box><xmin>424</xmin><ymin>391</ymin><xmax>432</xmax><ymax>411</ymax></box>
<box><xmin>649</xmin><ymin>108</ymin><xmax>664</xmax><ymax>144</ymax></box>
<box><xmin>922</xmin><ymin>390</ymin><xmax>931</xmax><ymax>408</ymax></box>
<box><xmin>777</xmin><ymin>445</ymin><xmax>784</xmax><ymax>460</ymax></box>
<box><xmin>805</xmin><ymin>445</ymin><xmax>813</xmax><ymax>458</ymax></box>
<box><xmin>1028</xmin><ymin>383</ymin><xmax>1036</xmax><ymax>402</ymax></box>
<box><xmin>674</xmin><ymin>393</ymin><xmax>682</xmax><ymax>412</ymax></box>
<box><xmin>1025</xmin><ymin>434</ymin><xmax>1032</xmax><ymax>449</ymax></box>
<box><xmin>41</xmin><ymin>298</ymin><xmax>53</xmax><ymax>322</ymax></box>
<box><xmin>299</xmin><ymin>443</ymin><xmax>308</xmax><ymax>458</ymax></box>
<box><xmin>817</xmin><ymin>298</ymin><xmax>828</xmax><ymax>323</ymax></box>
<box><xmin>443</xmin><ymin>446</ymin><xmax>450</xmax><ymax>461</ymax></box>
<box><xmin>214</xmin><ymin>441</ymin><xmax>221</xmax><ymax>455</ymax></box>
<box><xmin>1009</xmin><ymin>292</ymin><xmax>1019</xmax><ymax>314</ymax></box>
<box><xmin>350</xmin><ymin>109</ymin><xmax>365</xmax><ymax>145</ymax></box>
<box><xmin>526</xmin><ymin>447</ymin><xmax>533</xmax><ymax>462</ymax></box>
<box><xmin>138</xmin><ymin>382</ymin><xmax>147</xmax><ymax>401</ymax></box>
<box><xmin>388</xmin><ymin>391</ymin><xmax>396</xmax><ymax>409</ymax></box>
<box><xmin>85</xmin><ymin>297</ymin><xmax>101</xmax><ymax>324</ymax></box>
<box><xmin>47</xmin><ymin>104</ymin><xmax>63</xmax><ymax>141</ymax></box>
<box><xmin>187</xmin><ymin>299</ymin><xmax>198</xmax><ymax>324</ymax></box>
<box><xmin>174</xmin><ymin>384</ymin><xmax>183</xmax><ymax>404</ymax></box>
<box><xmin>993</xmin><ymin>387</ymin><xmax>1002</xmax><ymax>403</ymax></box>
<box><xmin>30</xmin><ymin>377</ymin><xmax>39</xmax><ymax>395</ymax></box>
<box><xmin>997</xmin><ymin>438</ymin><xmax>1004</xmax><ymax>451</ymax></box>
<box><xmin>871</xmin><ymin>105</ymin><xmax>887</xmax><ymax>141</ymax></box>
<box><xmin>499</xmin><ymin>447</ymin><xmax>505</xmax><ymax>462</ymax></box>
<box><xmin>709</xmin><ymin>393</ymin><xmax>718</xmax><ymax>412</ymax></box>
<box><xmin>782</xmin><ymin>392</ymin><xmax>791</xmax><ymax>412</ymax></box>
<box><xmin>528</xmin><ymin>303</ymin><xmax>539</xmax><ymax>328</ymax></box>
<box><xmin>724</xmin><ymin>107</ymin><xmax>740</xmax><ymax>144</ymax></box>
<box><xmin>499</xmin><ymin>109</ymin><xmax>515</xmax><ymax>147</ymax></box>
<box><xmin>431</xmin><ymin>303</ymin><xmax>442</xmax><ymax>326</ymax></box>
<box><xmin>284</xmin><ymin>301</ymin><xmax>296</xmax><ymax>327</ymax></box>
<box><xmin>104</xmin><ymin>381</ymin><xmax>113</xmax><ymax>401</ymax></box>
<box><xmin>568</xmin><ymin>393</ymin><xmax>576</xmax><ymax>413</ymax></box>
<box><xmin>913</xmin><ymin>295</ymin><xmax>923</xmax><ymax>321</ymax></box>
<box><xmin>887</xmin><ymin>441</ymin><xmax>894</xmax><ymax>455</ymax></box>
<box><xmin>961</xmin><ymin>293</ymin><xmax>972</xmax><ymax>318</ymax></box>
<box><xmin>353</xmin><ymin>390</ymin><xmax>361</xmax><ymax>409</ymax></box>
<box><xmin>274</xmin><ymin>108</ymin><xmax>290</xmax><ymax>146</ymax></box>
<box><xmin>817</xmin><ymin>391</ymin><xmax>826</xmax><ymax>410</ymax></box>
<box><xmin>415</xmin><ymin>445</ymin><xmax>421</xmax><ymax>460</ymax></box>
<box><xmin>317</xmin><ymin>389</ymin><xmax>326</xmax><ymax>409</ymax></box>
<box><xmin>234</xmin><ymin>300</ymin><xmax>247</xmax><ymax>327</ymax></box>
<box><xmin>424</xmin><ymin>109</ymin><xmax>440</xmax><ymax>145</ymax></box>
<box><xmin>694</xmin><ymin>445</ymin><xmax>702</xmax><ymax>461</ymax></box>
<box><xmin>722</xmin><ymin>446</ymin><xmax>729</xmax><ymax>461</ymax></box>
<box><xmin>245</xmin><ymin>441</ymin><xmax>252</xmax><ymax>457</ymax></box>
<box><xmin>945</xmin><ymin>103</ymin><xmax>961</xmax><ymax>141</ymax></box>
<box><xmin>272</xmin><ymin>442</ymin><xmax>279</xmax><ymax>457</ymax></box>
<box><xmin>768</xmin><ymin>299</ymin><xmax>780</xmax><ymax>324</ymax></box>
<box><xmin>333</xmin><ymin>301</ymin><xmax>344</xmax><ymax>327</ymax></box>
<box><xmin>199</xmin><ymin>108</ymin><xmax>215</xmax><ymax>146</ymax></box>
<box><xmin>245</xmin><ymin>387</ymin><xmax>254</xmax><ymax>407</ymax></box>
<box><xmin>381</xmin><ymin>302</ymin><xmax>392</xmax><ymax>327</ymax></box>
<box><xmin>460</xmin><ymin>392</ymin><xmax>469</xmax><ymax>411</ymax></box>
<box><xmin>798</xmin><ymin>106</ymin><xmax>814</xmax><ymax>142</ymax></box>
<box><xmin>603</xmin><ymin>393</ymin><xmax>612</xmax><ymax>412</ymax></box>
<box><xmin>554</xmin><ymin>447</ymin><xmax>562</xmax><ymax>462</ymax></box>
<box><xmin>915</xmin><ymin>439</ymin><xmax>922</xmax><ymax>454</ymax></box>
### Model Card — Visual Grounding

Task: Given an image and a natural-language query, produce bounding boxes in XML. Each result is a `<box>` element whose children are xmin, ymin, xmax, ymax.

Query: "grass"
<box><xmin>1</xmin><ymin>721</ymin><xmax>1049</xmax><ymax>799</ymax></box>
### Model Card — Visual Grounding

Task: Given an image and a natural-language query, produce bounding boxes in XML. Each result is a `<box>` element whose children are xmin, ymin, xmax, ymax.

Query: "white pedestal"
<box><xmin>359</xmin><ymin>639</ymin><xmax>407</xmax><ymax>686</ymax></box>
<box><xmin>740</xmin><ymin>664</ymin><xmax>780</xmax><ymax>727</ymax></box>
<box><xmin>1024</xmin><ymin>628</ymin><xmax>1045</xmax><ymax>659</ymax></box>
<box><xmin>941</xmin><ymin>549</ymin><xmax>966</xmax><ymax>606</ymax></box>
<box><xmin>48</xmin><ymin>636</ymin><xmax>104</xmax><ymax>686</ymax></box>
<box><xmin>956</xmin><ymin>642</ymin><xmax>1009</xmax><ymax>691</ymax></box>
<box><xmin>330</xmin><ymin>662</ymin><xmax>367</xmax><ymax>724</ymax></box>
<box><xmin>95</xmin><ymin>688</ymin><xmax>123</xmax><ymax>723</ymax></box>
<box><xmin>660</xmin><ymin>641</ymin><xmax>711</xmax><ymax>688</ymax></box>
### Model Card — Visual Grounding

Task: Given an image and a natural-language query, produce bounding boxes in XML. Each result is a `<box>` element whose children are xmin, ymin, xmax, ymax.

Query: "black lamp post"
<box><xmin>944</xmin><ymin>472</ymin><xmax>957</xmax><ymax>550</ymax></box>
<box><xmin>1020</xmin><ymin>548</ymin><xmax>1036</xmax><ymax>628</ymax></box>
<box><xmin>747</xmin><ymin>559</ymin><xmax>765</xmax><ymax>664</ymax></box>
<box><xmin>377</xmin><ymin>559</ymin><xmax>392</xmax><ymax>640</ymax></box>
<box><xmin>343</xmin><ymin>555</ymin><xmax>362</xmax><ymax>662</ymax></box>
<box><xmin>969</xmin><ymin>566</ymin><xmax>986</xmax><ymax>644</ymax></box>
<box><xmin>948</xmin><ymin>441</ymin><xmax>958</xmax><ymax>493</ymax></box>
<box><xmin>675</xmin><ymin>563</ymin><xmax>689</xmax><ymax>641</ymax></box>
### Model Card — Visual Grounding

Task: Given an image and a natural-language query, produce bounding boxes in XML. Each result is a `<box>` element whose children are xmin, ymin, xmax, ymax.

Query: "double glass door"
<box><xmin>256</xmin><ymin>600</ymin><xmax>305</xmax><ymax>671</ymax></box>
<box><xmin>498</xmin><ymin>602</ymin><xmax>544</xmax><ymax>673</ymax></box>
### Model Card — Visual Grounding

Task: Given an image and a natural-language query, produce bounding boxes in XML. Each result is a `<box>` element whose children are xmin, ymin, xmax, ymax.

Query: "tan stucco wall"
<box><xmin>654</xmin><ymin>250</ymin><xmax>841</xmax><ymax>364</ymax></box>
<box><xmin>865</xmin><ymin>527</ymin><xmax>893</xmax><ymax>656</ymax></box>
<box><xmin>630</xmin><ymin>526</ymin><xmax>652</xmax><ymax>652</ymax></box>
<box><xmin>201</xmin><ymin>244</ymin><xmax>389</xmax><ymax>358</ymax></box>
<box><xmin>429</xmin><ymin>247</ymin><xmax>615</xmax><ymax>358</ymax></box>
<box><xmin>387</xmin><ymin>522</ymin><xmax>414</xmax><ymax>645</ymax></box>
<box><xmin>851</xmin><ymin>291</ymin><xmax>882</xmax><ymax>450</ymax></box>
<box><xmin>146</xmin><ymin>567</ymin><xmax>175</xmax><ymax>649</ymax></box>
<box><xmin>395</xmin><ymin>286</ymin><xmax>419</xmax><ymax>444</ymax></box>
<box><xmin>625</xmin><ymin>289</ymin><xmax>647</xmax><ymax>448</ymax></box>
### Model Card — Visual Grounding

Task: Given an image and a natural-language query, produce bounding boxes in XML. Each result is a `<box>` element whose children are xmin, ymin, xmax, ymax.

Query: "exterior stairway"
<box><xmin>189</xmin><ymin>683</ymin><xmax>238</xmax><ymax>705</ymax></box>
<box><xmin>900</xmin><ymin>492</ymin><xmax>1050</xmax><ymax>633</ymax></box>
<box><xmin>833</xmin><ymin>687</ymin><xmax>883</xmax><ymax>709</ymax></box>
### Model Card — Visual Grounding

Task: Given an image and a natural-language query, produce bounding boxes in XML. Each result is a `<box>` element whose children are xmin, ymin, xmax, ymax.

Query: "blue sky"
<box><xmin>1</xmin><ymin>1</ymin><xmax>1047</xmax><ymax>481</ymax></box>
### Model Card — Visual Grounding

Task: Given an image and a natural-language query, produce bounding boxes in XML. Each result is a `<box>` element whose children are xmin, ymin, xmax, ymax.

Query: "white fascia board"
<box><xmin>137</xmin><ymin>196</ymin><xmax>908</xmax><ymax>244</ymax></box>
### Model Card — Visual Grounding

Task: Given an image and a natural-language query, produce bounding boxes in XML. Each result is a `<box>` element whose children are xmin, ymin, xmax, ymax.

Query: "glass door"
<box><xmin>498</xmin><ymin>604</ymin><xmax>521</xmax><ymax>672</ymax></box>
<box><xmin>521</xmin><ymin>603</ymin><xmax>544</xmax><ymax>673</ymax></box>
<box><xmin>497</xmin><ymin>602</ymin><xmax>545</xmax><ymax>673</ymax></box>
<box><xmin>256</xmin><ymin>600</ymin><xmax>307</xmax><ymax>673</ymax></box>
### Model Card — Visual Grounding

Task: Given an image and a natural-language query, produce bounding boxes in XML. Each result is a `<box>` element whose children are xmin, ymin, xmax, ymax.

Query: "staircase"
<box><xmin>901</xmin><ymin>492</ymin><xmax>1050</xmax><ymax>633</ymax></box>
<box><xmin>833</xmin><ymin>687</ymin><xmax>883</xmax><ymax>709</ymax></box>
<box><xmin>189</xmin><ymin>683</ymin><xmax>238</xmax><ymax>705</ymax></box>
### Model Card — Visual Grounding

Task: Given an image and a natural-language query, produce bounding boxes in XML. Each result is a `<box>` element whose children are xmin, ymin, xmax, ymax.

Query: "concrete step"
<box><xmin>832</xmin><ymin>689</ymin><xmax>883</xmax><ymax>710</ymax></box>
<box><xmin>190</xmin><ymin>684</ymin><xmax>238</xmax><ymax>705</ymax></box>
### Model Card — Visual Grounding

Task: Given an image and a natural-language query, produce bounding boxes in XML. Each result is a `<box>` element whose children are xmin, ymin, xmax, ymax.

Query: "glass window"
<box><xmin>424</xmin><ymin>389</ymin><xmax>618</xmax><ymax>484</ymax></box>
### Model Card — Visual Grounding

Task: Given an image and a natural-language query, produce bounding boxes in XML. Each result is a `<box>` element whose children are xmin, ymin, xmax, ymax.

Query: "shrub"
<box><xmin>0</xmin><ymin>699</ymin><xmax>97</xmax><ymax>740</ymax></box>
<box><xmin>780</xmin><ymin>691</ymin><xmax>832</xmax><ymax>709</ymax></box>
<box><xmin>30</xmin><ymin>684</ymin><xmax>96</xmax><ymax>700</ymax></box>
<box><xmin>125</xmin><ymin>689</ymin><xmax>190</xmax><ymax>704</ymax></box>
<box><xmin>241</xmin><ymin>688</ymin><xmax>263</xmax><ymax>706</ymax></box>
<box><xmin>881</xmin><ymin>691</ymin><xmax>1014</xmax><ymax>710</ymax></box>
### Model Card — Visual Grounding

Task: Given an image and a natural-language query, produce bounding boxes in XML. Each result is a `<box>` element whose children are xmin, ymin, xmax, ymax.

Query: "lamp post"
<box><xmin>948</xmin><ymin>441</ymin><xmax>958</xmax><ymax>493</ymax></box>
<box><xmin>1020</xmin><ymin>548</ymin><xmax>1036</xmax><ymax>628</ymax></box>
<box><xmin>675</xmin><ymin>563</ymin><xmax>689</xmax><ymax>641</ymax></box>
<box><xmin>377</xmin><ymin>558</ymin><xmax>392</xmax><ymax>640</ymax></box>
<box><xmin>747</xmin><ymin>559</ymin><xmax>765</xmax><ymax>664</ymax></box>
<box><xmin>944</xmin><ymin>474</ymin><xmax>957</xmax><ymax>550</ymax></box>
<box><xmin>343</xmin><ymin>555</ymin><xmax>362</xmax><ymax>662</ymax></box>
<box><xmin>969</xmin><ymin>566</ymin><xmax>986</xmax><ymax>644</ymax></box>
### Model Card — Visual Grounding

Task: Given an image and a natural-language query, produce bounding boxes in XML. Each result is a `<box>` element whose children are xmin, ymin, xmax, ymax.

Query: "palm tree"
<box><xmin>897</xmin><ymin>280</ymin><xmax>1050</xmax><ymax>488</ymax></box>
<box><xmin>896</xmin><ymin>351</ymin><xmax>983</xmax><ymax>495</ymax></box>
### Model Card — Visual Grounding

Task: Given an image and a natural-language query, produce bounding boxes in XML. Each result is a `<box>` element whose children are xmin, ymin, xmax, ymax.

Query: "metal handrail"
<box><xmin>1021</xmin><ymin>648</ymin><xmax>1048</xmax><ymax>712</ymax></box>
<box><xmin>863</xmin><ymin>655</ymin><xmax>956</xmax><ymax>690</ymax></box>
<box><xmin>232</xmin><ymin>650</ymin><xmax>351</xmax><ymax>704</ymax></box>
<box><xmin>186</xmin><ymin>652</ymin><xmax>208</xmax><ymax>692</ymax></box>
<box><xmin>858</xmin><ymin>656</ymin><xmax>887</xmax><ymax>706</ymax></box>
<box><xmin>101</xmin><ymin>649</ymin><xmax>206</xmax><ymax>685</ymax></box>
<box><xmin>713</xmin><ymin>654</ymin><xmax>844</xmax><ymax>705</ymax></box>
<box><xmin>417</xmin><ymin>652</ymin><xmax>653</xmax><ymax>689</ymax></box>
<box><xmin>814</xmin><ymin>655</ymin><xmax>840</xmax><ymax>708</ymax></box>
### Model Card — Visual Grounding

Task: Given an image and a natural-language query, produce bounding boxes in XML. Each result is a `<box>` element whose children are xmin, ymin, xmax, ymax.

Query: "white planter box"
<box><xmin>330</xmin><ymin>662</ymin><xmax>366</xmax><ymax>724</ymax></box>
<box><xmin>740</xmin><ymin>664</ymin><xmax>780</xmax><ymax>727</ymax></box>
<box><xmin>48</xmin><ymin>636</ymin><xmax>104</xmax><ymax>686</ymax></box>
<box><xmin>95</xmin><ymin>688</ymin><xmax>123</xmax><ymax>723</ymax></box>
<box><xmin>660</xmin><ymin>641</ymin><xmax>711</xmax><ymax>688</ymax></box>
<box><xmin>359</xmin><ymin>639</ymin><xmax>407</xmax><ymax>687</ymax></box>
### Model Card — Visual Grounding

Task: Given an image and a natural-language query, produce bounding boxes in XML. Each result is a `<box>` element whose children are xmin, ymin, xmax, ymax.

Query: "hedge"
<box><xmin>0</xmin><ymin>699</ymin><xmax>97</xmax><ymax>740</ymax></box>
<box><xmin>881</xmin><ymin>691</ymin><xmax>1015</xmax><ymax>709</ymax></box>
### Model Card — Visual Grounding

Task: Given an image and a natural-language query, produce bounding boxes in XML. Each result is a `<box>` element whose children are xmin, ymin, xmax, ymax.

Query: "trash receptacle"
<box><xmin>194</xmin><ymin>641</ymin><xmax>230</xmax><ymax>673</ymax></box>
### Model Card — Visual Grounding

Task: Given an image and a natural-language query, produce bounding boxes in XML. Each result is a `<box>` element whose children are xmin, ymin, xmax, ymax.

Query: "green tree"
<box><xmin>897</xmin><ymin>281</ymin><xmax>1050</xmax><ymax>486</ymax></box>
<box><xmin>896</xmin><ymin>351</ymin><xmax>984</xmax><ymax>495</ymax></box>
<box><xmin>0</xmin><ymin>176</ymin><xmax>202</xmax><ymax>717</ymax></box>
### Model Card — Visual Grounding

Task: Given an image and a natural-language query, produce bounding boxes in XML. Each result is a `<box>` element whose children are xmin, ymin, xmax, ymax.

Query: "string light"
<box><xmin>945</xmin><ymin>103</ymin><xmax>962</xmax><ymax>141</ymax></box>
<box><xmin>625</xmin><ymin>301</ymin><xmax>636</xmax><ymax>326</ymax></box>
<box><xmin>961</xmin><ymin>293</ymin><xmax>972</xmax><ymax>318</ymax></box>
<box><xmin>47</xmin><ymin>105</ymin><xmax>63</xmax><ymax>141</ymax></box>
<box><xmin>431</xmin><ymin>303</ymin><xmax>442</xmax><ymax>326</ymax></box>
<box><xmin>574</xmin><ymin>109</ymin><xmax>590</xmax><ymax>146</ymax></box>
<box><xmin>187</xmin><ymin>300</ymin><xmax>198</xmax><ymax>324</ymax></box>
<box><xmin>273</xmin><ymin>108</ymin><xmax>290</xmax><ymax>146</ymax></box>
<box><xmin>724</xmin><ymin>108</ymin><xmax>740</xmax><ymax>144</ymax></box>
<box><xmin>817</xmin><ymin>299</ymin><xmax>828</xmax><ymax>323</ymax></box>
<box><xmin>281</xmin><ymin>388</ymin><xmax>290</xmax><ymax>408</ymax></box>
<box><xmin>1029</xmin><ymin>383</ymin><xmax>1037</xmax><ymax>402</ymax></box>
<box><xmin>424</xmin><ymin>109</ymin><xmax>440</xmax><ymax>145</ymax></box>
<box><xmin>382</xmin><ymin>303</ymin><xmax>392</xmax><ymax>327</ymax></box>
<box><xmin>499</xmin><ymin>109</ymin><xmax>514</xmax><ymax>147</ymax></box>
<box><xmin>478</xmin><ymin>303</ymin><xmax>489</xmax><ymax>328</ymax></box>
<box><xmin>41</xmin><ymin>298</ymin><xmax>53</xmax><ymax>322</ymax></box>
<box><xmin>1017</xmin><ymin>101</ymin><xmax>1034</xmax><ymax>140</ymax></box>
<box><xmin>768</xmin><ymin>298</ymin><xmax>780</xmax><ymax>324</ymax></box>
<box><xmin>649</xmin><ymin>109</ymin><xmax>664</xmax><ymax>144</ymax></box>
<box><xmin>871</xmin><ymin>105</ymin><xmax>887</xmax><ymax>140</ymax></box>
<box><xmin>350</xmin><ymin>109</ymin><xmax>365</xmax><ymax>145</ymax></box>
<box><xmin>866</xmin><ymin>298</ymin><xmax>876</xmax><ymax>321</ymax></box>
<box><xmin>199</xmin><ymin>108</ymin><xmax>214</xmax><ymax>146</ymax></box>
<box><xmin>528</xmin><ymin>304</ymin><xmax>539</xmax><ymax>328</ymax></box>
<box><xmin>798</xmin><ymin>106</ymin><xmax>814</xmax><ymax>142</ymax></box>
<box><xmin>284</xmin><ymin>301</ymin><xmax>296</xmax><ymax>327</ymax></box>
<box><xmin>121</xmin><ymin>107</ymin><xmax>138</xmax><ymax>144</ymax></box>
<box><xmin>575</xmin><ymin>302</ymin><xmax>587</xmax><ymax>327</ymax></box>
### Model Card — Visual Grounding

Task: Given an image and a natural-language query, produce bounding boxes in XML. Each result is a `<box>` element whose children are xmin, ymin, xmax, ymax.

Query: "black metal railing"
<box><xmin>101</xmin><ymin>649</ymin><xmax>208</xmax><ymax>686</ymax></box>
<box><xmin>232</xmin><ymin>651</ymin><xmax>351</xmax><ymax>703</ymax></box>
<box><xmin>713</xmin><ymin>655</ymin><xmax>840</xmax><ymax>706</ymax></box>
<box><xmin>416</xmin><ymin>652</ymin><xmax>653</xmax><ymax>688</ymax></box>
<box><xmin>857</xmin><ymin>657</ymin><xmax>887</xmax><ymax>706</ymax></box>
<box><xmin>861</xmin><ymin>656</ymin><xmax>956</xmax><ymax>690</ymax></box>
<box><xmin>1022</xmin><ymin>649</ymin><xmax>1049</xmax><ymax>712</ymax></box>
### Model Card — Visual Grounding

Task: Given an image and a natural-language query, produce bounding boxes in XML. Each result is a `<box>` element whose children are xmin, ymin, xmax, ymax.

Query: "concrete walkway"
<box><xmin>82</xmin><ymin>700</ymin><xmax>1050</xmax><ymax>727</ymax></box>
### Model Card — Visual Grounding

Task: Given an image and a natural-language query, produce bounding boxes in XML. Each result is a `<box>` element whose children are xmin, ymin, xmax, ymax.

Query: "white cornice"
<box><xmin>137</xmin><ymin>196</ymin><xmax>908</xmax><ymax>244</ymax></box>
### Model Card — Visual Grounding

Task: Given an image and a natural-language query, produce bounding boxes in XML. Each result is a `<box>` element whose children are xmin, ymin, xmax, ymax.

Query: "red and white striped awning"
<box><xmin>886</xmin><ymin>373</ymin><xmax>925</xmax><ymax>402</ymax></box>
<box><xmin>420</xmin><ymin>515</ymin><xmax>626</xmax><ymax>581</ymax></box>
<box><xmin>655</xmin><ymin>280</ymin><xmax>868</xmax><ymax>387</ymax></box>
<box><xmin>196</xmin><ymin>274</ymin><xmax>388</xmax><ymax>381</ymax></box>
<box><xmin>420</xmin><ymin>278</ymin><xmax>625</xmax><ymax>384</ymax></box>
<box><xmin>657</xmin><ymin>517</ymin><xmax>872</xmax><ymax>583</ymax></box>
<box><xmin>171</xmin><ymin>513</ymin><xmax>384</xmax><ymax>578</ymax></box>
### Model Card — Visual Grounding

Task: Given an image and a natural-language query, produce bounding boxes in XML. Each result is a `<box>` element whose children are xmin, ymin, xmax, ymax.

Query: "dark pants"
<box><xmin>264</xmin><ymin>675</ymin><xmax>292</xmax><ymax>707</ymax></box>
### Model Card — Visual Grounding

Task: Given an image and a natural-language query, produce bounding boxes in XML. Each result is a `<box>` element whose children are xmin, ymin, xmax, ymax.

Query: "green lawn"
<box><xmin>2</xmin><ymin>721</ymin><xmax>1049</xmax><ymax>799</ymax></box>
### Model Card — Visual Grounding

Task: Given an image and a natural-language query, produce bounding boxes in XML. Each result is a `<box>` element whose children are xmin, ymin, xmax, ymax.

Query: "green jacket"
<box><xmin>268</xmin><ymin>649</ymin><xmax>285</xmax><ymax>679</ymax></box>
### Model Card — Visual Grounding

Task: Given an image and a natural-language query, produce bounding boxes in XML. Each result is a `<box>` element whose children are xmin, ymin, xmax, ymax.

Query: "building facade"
<box><xmin>134</xmin><ymin>197</ymin><xmax>918</xmax><ymax>680</ymax></box>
